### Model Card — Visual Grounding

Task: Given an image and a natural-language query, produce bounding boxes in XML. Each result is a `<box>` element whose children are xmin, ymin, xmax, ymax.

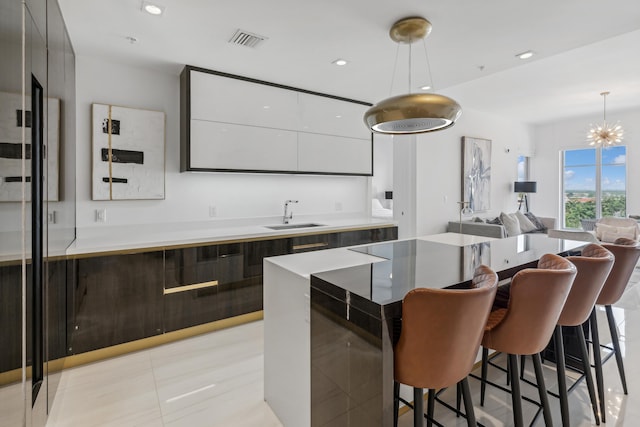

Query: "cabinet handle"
<box><xmin>293</xmin><ymin>242</ymin><xmax>329</xmax><ymax>251</ymax></box>
<box><xmin>163</xmin><ymin>280</ymin><xmax>219</xmax><ymax>295</ymax></box>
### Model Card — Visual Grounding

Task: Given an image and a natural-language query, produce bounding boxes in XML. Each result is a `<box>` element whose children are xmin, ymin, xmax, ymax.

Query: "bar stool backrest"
<box><xmin>394</xmin><ymin>265</ymin><xmax>498</xmax><ymax>390</ymax></box>
<box><xmin>561</xmin><ymin>244</ymin><xmax>614</xmax><ymax>326</ymax></box>
<box><xmin>482</xmin><ymin>254</ymin><xmax>576</xmax><ymax>355</ymax></box>
<box><xmin>598</xmin><ymin>242</ymin><xmax>640</xmax><ymax>306</ymax></box>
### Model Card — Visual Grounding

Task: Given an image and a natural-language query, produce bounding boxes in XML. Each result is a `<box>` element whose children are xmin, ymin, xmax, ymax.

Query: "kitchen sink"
<box><xmin>265</xmin><ymin>223</ymin><xmax>325</xmax><ymax>230</ymax></box>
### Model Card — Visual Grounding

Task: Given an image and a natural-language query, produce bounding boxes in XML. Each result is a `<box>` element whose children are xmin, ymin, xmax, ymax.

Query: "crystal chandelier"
<box><xmin>587</xmin><ymin>91</ymin><xmax>624</xmax><ymax>146</ymax></box>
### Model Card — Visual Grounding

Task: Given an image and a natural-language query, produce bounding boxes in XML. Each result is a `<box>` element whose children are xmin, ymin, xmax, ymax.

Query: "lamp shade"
<box><xmin>364</xmin><ymin>93</ymin><xmax>462</xmax><ymax>134</ymax></box>
<box><xmin>514</xmin><ymin>181</ymin><xmax>537</xmax><ymax>193</ymax></box>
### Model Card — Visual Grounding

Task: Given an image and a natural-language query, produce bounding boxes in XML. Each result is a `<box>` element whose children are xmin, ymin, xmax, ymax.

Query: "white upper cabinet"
<box><xmin>182</xmin><ymin>66</ymin><xmax>373</xmax><ymax>175</ymax></box>
<box><xmin>297</xmin><ymin>93</ymin><xmax>370</xmax><ymax>140</ymax></box>
<box><xmin>190</xmin><ymin>71</ymin><xmax>298</xmax><ymax>131</ymax></box>
<box><xmin>190</xmin><ymin>120</ymin><xmax>298</xmax><ymax>172</ymax></box>
<box><xmin>298</xmin><ymin>133</ymin><xmax>372</xmax><ymax>175</ymax></box>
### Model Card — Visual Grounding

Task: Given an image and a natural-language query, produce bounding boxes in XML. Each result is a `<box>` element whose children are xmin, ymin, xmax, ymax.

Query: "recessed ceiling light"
<box><xmin>335</xmin><ymin>115</ymin><xmax>342</xmax><ymax>118</ymax></box>
<box><xmin>263</xmin><ymin>105</ymin><xmax>270</xmax><ymax>109</ymax></box>
<box><xmin>142</xmin><ymin>1</ymin><xmax>165</xmax><ymax>16</ymax></box>
<box><xmin>332</xmin><ymin>59</ymin><xmax>348</xmax><ymax>66</ymax></box>
<box><xmin>516</xmin><ymin>50</ymin><xmax>534</xmax><ymax>60</ymax></box>
<box><xmin>419</xmin><ymin>85</ymin><xmax>431</xmax><ymax>91</ymax></box>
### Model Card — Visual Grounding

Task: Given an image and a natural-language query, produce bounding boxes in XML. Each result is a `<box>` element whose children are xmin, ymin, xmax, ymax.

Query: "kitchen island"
<box><xmin>264</xmin><ymin>233</ymin><xmax>585</xmax><ymax>426</ymax></box>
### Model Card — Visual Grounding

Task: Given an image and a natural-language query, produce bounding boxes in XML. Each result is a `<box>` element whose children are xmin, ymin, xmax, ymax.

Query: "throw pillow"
<box><xmin>472</xmin><ymin>216</ymin><xmax>484</xmax><ymax>222</ymax></box>
<box><xmin>515</xmin><ymin>211</ymin><xmax>538</xmax><ymax>233</ymax></box>
<box><xmin>486</xmin><ymin>217</ymin><xmax>502</xmax><ymax>225</ymax></box>
<box><xmin>524</xmin><ymin>212</ymin><xmax>547</xmax><ymax>231</ymax></box>
<box><xmin>500</xmin><ymin>212</ymin><xmax>521</xmax><ymax>236</ymax></box>
<box><xmin>595</xmin><ymin>223</ymin><xmax>637</xmax><ymax>243</ymax></box>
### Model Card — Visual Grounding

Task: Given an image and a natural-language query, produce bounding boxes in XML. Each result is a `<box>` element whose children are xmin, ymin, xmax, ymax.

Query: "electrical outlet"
<box><xmin>335</xmin><ymin>202</ymin><xmax>343</xmax><ymax>211</ymax></box>
<box><xmin>95</xmin><ymin>208</ymin><xmax>106</xmax><ymax>223</ymax></box>
<box><xmin>209</xmin><ymin>205</ymin><xmax>217</xmax><ymax>217</ymax></box>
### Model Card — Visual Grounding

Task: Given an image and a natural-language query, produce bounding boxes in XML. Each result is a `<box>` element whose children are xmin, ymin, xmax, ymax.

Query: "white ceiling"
<box><xmin>58</xmin><ymin>0</ymin><xmax>640</xmax><ymax>125</ymax></box>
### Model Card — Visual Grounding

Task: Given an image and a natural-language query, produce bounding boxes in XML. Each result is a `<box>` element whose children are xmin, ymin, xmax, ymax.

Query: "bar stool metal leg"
<box><xmin>532</xmin><ymin>352</ymin><xmax>553</xmax><ymax>427</ymax></box>
<box><xmin>426</xmin><ymin>389</ymin><xmax>435</xmax><ymax>427</ymax></box>
<box><xmin>394</xmin><ymin>381</ymin><xmax>400</xmax><ymax>427</ymax></box>
<box><xmin>480</xmin><ymin>347</ymin><xmax>488</xmax><ymax>406</ymax></box>
<box><xmin>577</xmin><ymin>325</ymin><xmax>600</xmax><ymax>424</ymax></box>
<box><xmin>414</xmin><ymin>387</ymin><xmax>424</xmax><ymax>427</ymax></box>
<box><xmin>591</xmin><ymin>310</ymin><xmax>606</xmax><ymax>423</ymax></box>
<box><xmin>554</xmin><ymin>326</ymin><xmax>570</xmax><ymax>427</ymax></box>
<box><xmin>508</xmin><ymin>354</ymin><xmax>524</xmax><ymax>427</ymax></box>
<box><xmin>606</xmin><ymin>305</ymin><xmax>628</xmax><ymax>394</ymax></box>
<box><xmin>460</xmin><ymin>378</ymin><xmax>477</xmax><ymax>427</ymax></box>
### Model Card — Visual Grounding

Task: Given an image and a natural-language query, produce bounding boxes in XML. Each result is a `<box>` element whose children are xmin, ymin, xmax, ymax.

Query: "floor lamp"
<box><xmin>514</xmin><ymin>181</ymin><xmax>537</xmax><ymax>212</ymax></box>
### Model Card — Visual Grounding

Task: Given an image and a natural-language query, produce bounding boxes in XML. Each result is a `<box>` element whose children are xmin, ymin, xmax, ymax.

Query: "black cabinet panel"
<box><xmin>0</xmin><ymin>264</ymin><xmax>26</xmax><ymax>372</ymax></box>
<box><xmin>65</xmin><ymin>226</ymin><xmax>397</xmax><ymax>353</ymax></box>
<box><xmin>47</xmin><ymin>260</ymin><xmax>68</xmax><ymax>362</ymax></box>
<box><xmin>332</xmin><ymin>227</ymin><xmax>398</xmax><ymax>247</ymax></box>
<box><xmin>163</xmin><ymin>243</ymin><xmax>263</xmax><ymax>332</ymax></box>
<box><xmin>69</xmin><ymin>252</ymin><xmax>164</xmax><ymax>354</ymax></box>
<box><xmin>243</xmin><ymin>238</ymin><xmax>291</xmax><ymax>278</ymax></box>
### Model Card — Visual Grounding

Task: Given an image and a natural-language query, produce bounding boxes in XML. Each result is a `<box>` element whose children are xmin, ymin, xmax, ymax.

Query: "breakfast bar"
<box><xmin>264</xmin><ymin>233</ymin><xmax>586</xmax><ymax>426</ymax></box>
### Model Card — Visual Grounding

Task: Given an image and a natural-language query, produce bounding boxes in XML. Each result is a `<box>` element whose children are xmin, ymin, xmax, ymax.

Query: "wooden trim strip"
<box><xmin>0</xmin><ymin>311</ymin><xmax>263</xmax><ymax>386</ymax></box>
<box><xmin>293</xmin><ymin>242</ymin><xmax>329</xmax><ymax>251</ymax></box>
<box><xmin>163</xmin><ymin>280</ymin><xmax>219</xmax><ymax>294</ymax></box>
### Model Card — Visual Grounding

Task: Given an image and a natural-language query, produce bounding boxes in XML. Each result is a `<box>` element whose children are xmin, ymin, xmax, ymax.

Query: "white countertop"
<box><xmin>418</xmin><ymin>232</ymin><xmax>497</xmax><ymax>246</ymax></box>
<box><xmin>64</xmin><ymin>215</ymin><xmax>396</xmax><ymax>257</ymax></box>
<box><xmin>265</xmin><ymin>246</ymin><xmax>386</xmax><ymax>279</ymax></box>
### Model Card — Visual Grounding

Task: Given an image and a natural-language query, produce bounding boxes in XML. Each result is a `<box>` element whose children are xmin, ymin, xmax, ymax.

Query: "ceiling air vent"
<box><xmin>228</xmin><ymin>29</ymin><xmax>267</xmax><ymax>48</ymax></box>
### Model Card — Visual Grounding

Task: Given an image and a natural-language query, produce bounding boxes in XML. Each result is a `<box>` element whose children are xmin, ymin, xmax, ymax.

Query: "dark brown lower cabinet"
<box><xmin>0</xmin><ymin>263</ymin><xmax>24</xmax><ymax>373</ymax></box>
<box><xmin>66</xmin><ymin>226</ymin><xmax>397</xmax><ymax>355</ymax></box>
<box><xmin>68</xmin><ymin>251</ymin><xmax>164</xmax><ymax>354</ymax></box>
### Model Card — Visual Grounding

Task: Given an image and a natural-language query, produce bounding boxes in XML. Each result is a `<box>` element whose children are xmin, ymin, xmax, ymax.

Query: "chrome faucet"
<box><xmin>283</xmin><ymin>200</ymin><xmax>299</xmax><ymax>224</ymax></box>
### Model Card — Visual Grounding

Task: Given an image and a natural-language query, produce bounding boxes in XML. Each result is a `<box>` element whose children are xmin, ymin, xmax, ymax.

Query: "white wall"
<box><xmin>533</xmin><ymin>106</ymin><xmax>640</xmax><ymax>223</ymax></box>
<box><xmin>75</xmin><ymin>56</ymin><xmax>369</xmax><ymax>231</ymax></box>
<box><xmin>372</xmin><ymin>135</ymin><xmax>393</xmax><ymax>205</ymax></box>
<box><xmin>411</xmin><ymin>106</ymin><xmax>534</xmax><ymax>237</ymax></box>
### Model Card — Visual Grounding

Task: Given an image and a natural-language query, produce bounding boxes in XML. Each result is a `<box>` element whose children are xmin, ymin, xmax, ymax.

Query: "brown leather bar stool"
<box><xmin>590</xmin><ymin>239</ymin><xmax>640</xmax><ymax>423</ymax></box>
<box><xmin>480</xmin><ymin>254</ymin><xmax>577</xmax><ymax>427</ymax></box>
<box><xmin>552</xmin><ymin>244</ymin><xmax>614</xmax><ymax>426</ymax></box>
<box><xmin>393</xmin><ymin>265</ymin><xmax>498</xmax><ymax>427</ymax></box>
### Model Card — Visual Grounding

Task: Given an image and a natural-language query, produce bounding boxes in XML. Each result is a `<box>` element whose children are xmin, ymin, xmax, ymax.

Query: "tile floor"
<box><xmin>42</xmin><ymin>269</ymin><xmax>640</xmax><ymax>426</ymax></box>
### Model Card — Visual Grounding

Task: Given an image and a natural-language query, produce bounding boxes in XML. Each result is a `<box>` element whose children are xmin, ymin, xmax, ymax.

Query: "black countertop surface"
<box><xmin>311</xmin><ymin>234</ymin><xmax>585</xmax><ymax>319</ymax></box>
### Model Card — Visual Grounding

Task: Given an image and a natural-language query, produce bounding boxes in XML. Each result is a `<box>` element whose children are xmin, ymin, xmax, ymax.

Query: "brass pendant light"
<box><xmin>364</xmin><ymin>17</ymin><xmax>462</xmax><ymax>134</ymax></box>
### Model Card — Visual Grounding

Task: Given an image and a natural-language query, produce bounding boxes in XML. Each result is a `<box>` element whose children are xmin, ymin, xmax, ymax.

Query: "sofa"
<box><xmin>447</xmin><ymin>214</ymin><xmax>556</xmax><ymax>239</ymax></box>
<box><xmin>548</xmin><ymin>217</ymin><xmax>639</xmax><ymax>243</ymax></box>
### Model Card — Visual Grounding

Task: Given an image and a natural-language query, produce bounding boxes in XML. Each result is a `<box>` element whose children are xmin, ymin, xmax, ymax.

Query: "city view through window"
<box><xmin>562</xmin><ymin>146</ymin><xmax>626</xmax><ymax>228</ymax></box>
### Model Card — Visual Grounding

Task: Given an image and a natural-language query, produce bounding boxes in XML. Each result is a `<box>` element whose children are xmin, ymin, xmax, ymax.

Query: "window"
<box><xmin>561</xmin><ymin>146</ymin><xmax>626</xmax><ymax>228</ymax></box>
<box><xmin>517</xmin><ymin>155</ymin><xmax>529</xmax><ymax>181</ymax></box>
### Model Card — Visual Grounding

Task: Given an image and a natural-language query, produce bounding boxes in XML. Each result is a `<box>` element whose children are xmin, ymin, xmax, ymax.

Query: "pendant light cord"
<box><xmin>388</xmin><ymin>43</ymin><xmax>401</xmax><ymax>97</ymax></box>
<box><xmin>422</xmin><ymin>39</ymin><xmax>435</xmax><ymax>90</ymax></box>
<box><xmin>408</xmin><ymin>42</ymin><xmax>412</xmax><ymax>93</ymax></box>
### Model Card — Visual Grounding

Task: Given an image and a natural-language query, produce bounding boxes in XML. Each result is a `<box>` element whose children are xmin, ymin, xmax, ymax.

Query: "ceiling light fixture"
<box><xmin>516</xmin><ymin>50</ymin><xmax>534</xmax><ymax>60</ymax></box>
<box><xmin>332</xmin><ymin>59</ymin><xmax>348</xmax><ymax>66</ymax></box>
<box><xmin>587</xmin><ymin>91</ymin><xmax>624</xmax><ymax>146</ymax></box>
<box><xmin>142</xmin><ymin>1</ymin><xmax>165</xmax><ymax>16</ymax></box>
<box><xmin>364</xmin><ymin>17</ymin><xmax>462</xmax><ymax>134</ymax></box>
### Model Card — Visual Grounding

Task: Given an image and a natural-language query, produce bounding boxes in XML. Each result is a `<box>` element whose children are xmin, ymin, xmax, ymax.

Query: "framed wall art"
<box><xmin>92</xmin><ymin>104</ymin><xmax>165</xmax><ymax>200</ymax></box>
<box><xmin>0</xmin><ymin>91</ymin><xmax>59</xmax><ymax>202</ymax></box>
<box><xmin>462</xmin><ymin>136</ymin><xmax>491</xmax><ymax>212</ymax></box>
